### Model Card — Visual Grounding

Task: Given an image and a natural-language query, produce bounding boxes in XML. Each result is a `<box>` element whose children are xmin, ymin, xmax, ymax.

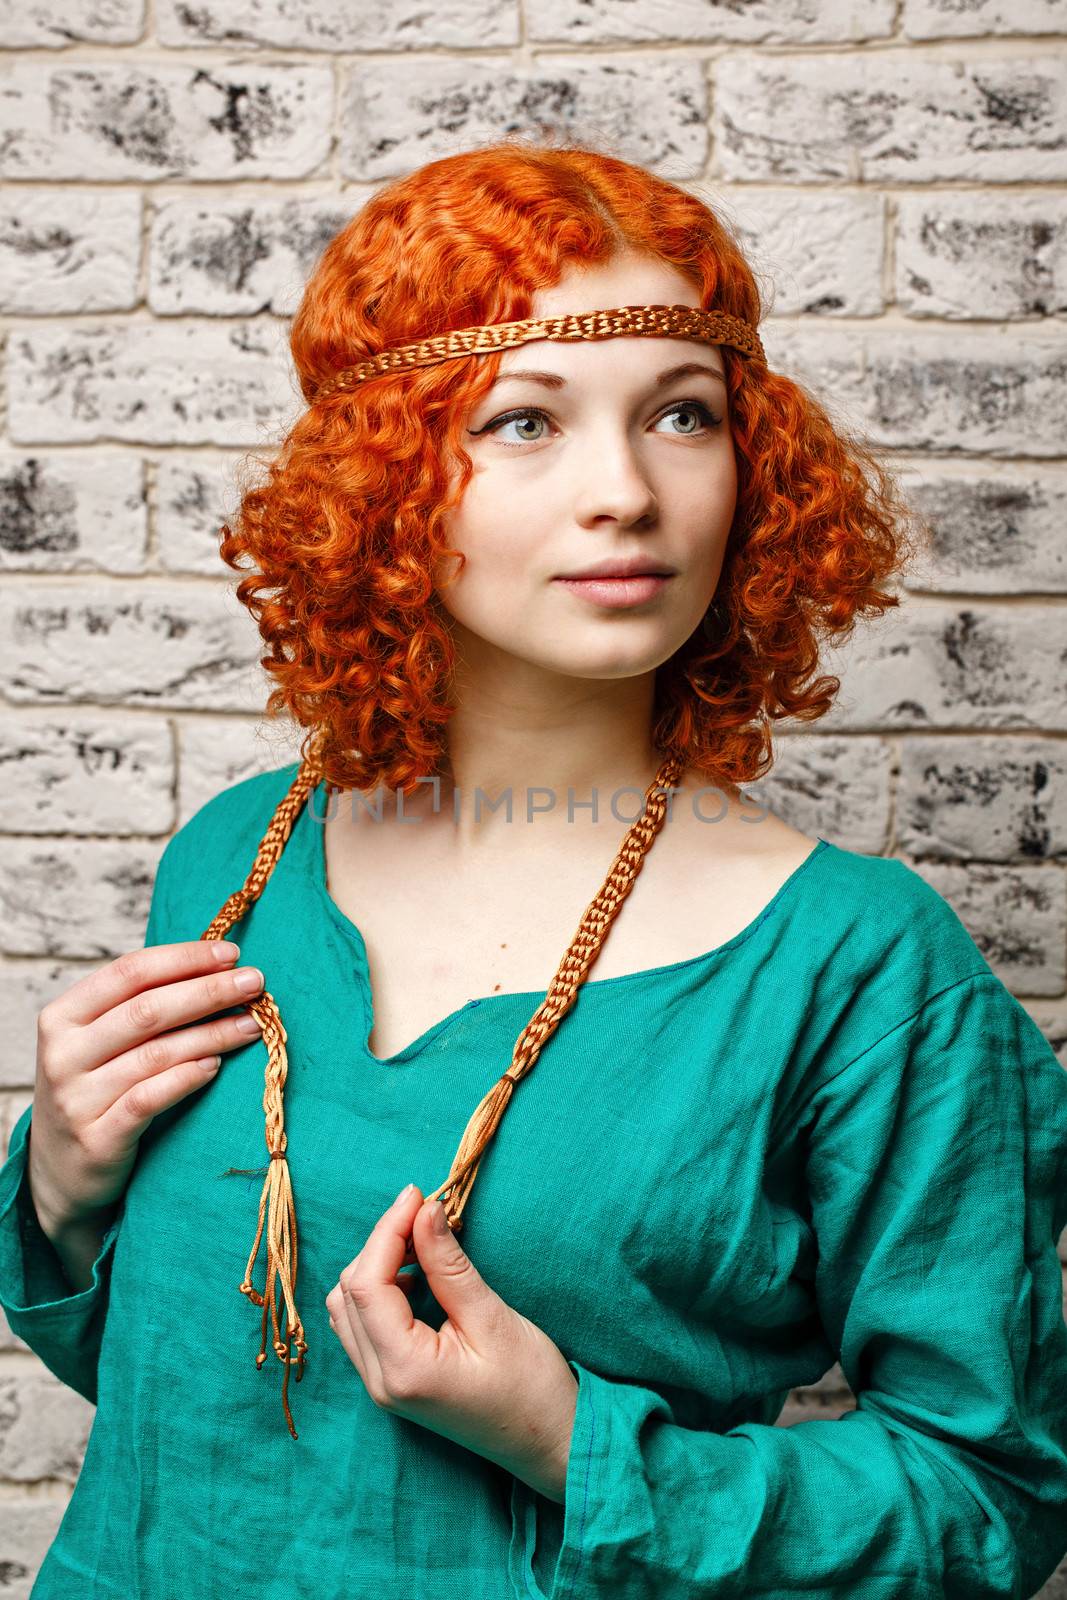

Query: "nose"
<box><xmin>573</xmin><ymin>432</ymin><xmax>659</xmax><ymax>529</ymax></box>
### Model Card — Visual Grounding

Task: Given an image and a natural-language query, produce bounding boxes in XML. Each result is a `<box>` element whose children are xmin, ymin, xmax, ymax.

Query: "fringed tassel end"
<box><xmin>425</xmin><ymin>1069</ymin><xmax>523</xmax><ymax>1235</ymax></box>
<box><xmin>231</xmin><ymin>985</ymin><xmax>307</xmax><ymax>1441</ymax></box>
<box><xmin>239</xmin><ymin>1146</ymin><xmax>307</xmax><ymax>1440</ymax></box>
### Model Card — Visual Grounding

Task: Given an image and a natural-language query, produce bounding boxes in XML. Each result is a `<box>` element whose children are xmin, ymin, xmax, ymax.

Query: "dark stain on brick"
<box><xmin>0</xmin><ymin>459</ymin><xmax>79</xmax><ymax>556</ymax></box>
<box><xmin>0</xmin><ymin>220</ymin><xmax>77</xmax><ymax>258</ymax></box>
<box><xmin>81</xmin><ymin>73</ymin><xmax>179</xmax><ymax>170</ymax></box>
<box><xmin>167</xmin><ymin>471</ymin><xmax>211</xmax><ymax>519</ymax></box>
<box><xmin>910</xmin><ymin>477</ymin><xmax>1044</xmax><ymax>571</ymax></box>
<box><xmin>915</xmin><ymin>211</ymin><xmax>1062</xmax><ymax>313</ymax></box>
<box><xmin>1020</xmin><ymin>759</ymin><xmax>1055</xmax><ymax>859</ymax></box>
<box><xmin>940</xmin><ymin>611</ymin><xmax>1014</xmax><ymax>702</ymax></box>
<box><xmin>157</xmin><ymin>610</ymin><xmax>191</xmax><ymax>639</ymax></box>
<box><xmin>30</xmin><ymin>339</ymin><xmax>101</xmax><ymax>413</ymax></box>
<box><xmin>1019</xmin><ymin>813</ymin><xmax>1052</xmax><ymax>858</ymax></box>
<box><xmin>972</xmin><ymin>75</ymin><xmax>1053</xmax><ymax>136</ymax></box>
<box><xmin>835</xmin><ymin>87</ymin><xmax>901</xmax><ymax>148</ymax></box>
<box><xmin>228</xmin><ymin>323</ymin><xmax>273</xmax><ymax>355</ymax></box>
<box><xmin>174</xmin><ymin>4</ymin><xmax>226</xmax><ymax>39</ymax></box>
<box><xmin>74</xmin><ymin>737</ymin><xmax>125</xmax><ymax>771</ymax></box>
<box><xmin>20</xmin><ymin>604</ymin><xmax>70</xmax><ymax>636</ymax></box>
<box><xmin>985</xmin><ymin>929</ymin><xmax>1044</xmax><ymax>969</ymax></box>
<box><xmin>278</xmin><ymin>203</ymin><xmax>354</xmax><ymax>275</ymax></box>
<box><xmin>193</xmin><ymin>70</ymin><xmax>291</xmax><ymax>165</ymax></box>
<box><xmin>921</xmin><ymin>760</ymin><xmax>1001</xmax><ymax>808</ymax></box>
<box><xmin>177</xmin><ymin>206</ymin><xmax>273</xmax><ymax>297</ymax></box>
<box><xmin>84</xmin><ymin>606</ymin><xmax>118</xmax><ymax>636</ymax></box>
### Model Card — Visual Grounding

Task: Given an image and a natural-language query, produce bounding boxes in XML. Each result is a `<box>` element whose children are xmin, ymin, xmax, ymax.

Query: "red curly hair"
<box><xmin>219</xmin><ymin>137</ymin><xmax>926</xmax><ymax>798</ymax></box>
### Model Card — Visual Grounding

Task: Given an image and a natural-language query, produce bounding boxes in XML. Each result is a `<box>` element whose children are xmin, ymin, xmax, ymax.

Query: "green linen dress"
<box><xmin>2</xmin><ymin>761</ymin><xmax>1066</xmax><ymax>1599</ymax></box>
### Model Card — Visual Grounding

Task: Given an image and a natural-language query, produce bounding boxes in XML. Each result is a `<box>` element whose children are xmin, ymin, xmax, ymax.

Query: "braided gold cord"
<box><xmin>312</xmin><ymin>304</ymin><xmax>764</xmax><ymax>401</ymax></box>
<box><xmin>200</xmin><ymin>740</ymin><xmax>327</xmax><ymax>1441</ymax></box>
<box><xmin>419</xmin><ymin>753</ymin><xmax>686</xmax><ymax>1231</ymax></box>
<box><xmin>211</xmin><ymin>737</ymin><xmax>684</xmax><ymax>1437</ymax></box>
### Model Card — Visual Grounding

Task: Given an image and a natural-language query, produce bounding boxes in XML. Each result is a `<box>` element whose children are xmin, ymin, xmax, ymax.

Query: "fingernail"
<box><xmin>395</xmin><ymin>1182</ymin><xmax>415</xmax><ymax>1205</ymax></box>
<box><xmin>215</xmin><ymin>941</ymin><xmax>240</xmax><ymax>962</ymax></box>
<box><xmin>430</xmin><ymin>1200</ymin><xmax>450</xmax><ymax>1234</ymax></box>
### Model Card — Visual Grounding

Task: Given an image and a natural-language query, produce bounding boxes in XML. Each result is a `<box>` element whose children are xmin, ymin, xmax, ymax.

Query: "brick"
<box><xmin>0</xmin><ymin>62</ymin><xmax>332</xmax><ymax>182</ymax></box>
<box><xmin>0</xmin><ymin>0</ymin><xmax>144</xmax><ymax>47</ymax></box>
<box><xmin>716</xmin><ymin>188</ymin><xmax>885</xmax><ymax>317</ymax></box>
<box><xmin>0</xmin><ymin>581</ymin><xmax>262</xmax><ymax>711</ymax></box>
<box><xmin>339</xmin><ymin>55</ymin><xmax>708</xmax><ymax>182</ymax></box>
<box><xmin>895</xmin><ymin>193</ymin><xmax>1067</xmax><ymax>319</ymax></box>
<box><xmin>157</xmin><ymin>0</ymin><xmax>518</xmax><ymax>49</ymax></box>
<box><xmin>739</xmin><ymin>734</ymin><xmax>893</xmax><ymax>855</ymax></box>
<box><xmin>906</xmin><ymin>859</ymin><xmax>1066</xmax><ymax>994</ymax></box>
<box><xmin>896</xmin><ymin>466</ymin><xmax>1067</xmax><ymax>594</ymax></box>
<box><xmin>177</xmin><ymin>716</ymin><xmax>304</xmax><ymax>824</ymax></box>
<box><xmin>155</xmin><ymin>453</ymin><xmax>249</xmax><ymax>575</ymax></box>
<box><xmin>0</xmin><ymin>1371</ymin><xmax>92</xmax><ymax>1482</ymax></box>
<box><xmin>7</xmin><ymin>321</ymin><xmax>298</xmax><ymax>447</ymax></box>
<box><xmin>715</xmin><ymin>52</ymin><xmax>1067</xmax><ymax>183</ymax></box>
<box><xmin>761</xmin><ymin>325</ymin><xmax>1067</xmax><ymax>457</ymax></box>
<box><xmin>0</xmin><ymin>836</ymin><xmax>171</xmax><ymax>959</ymax></box>
<box><xmin>0</xmin><ymin>964</ymin><xmax>95</xmax><ymax>1091</ymax></box>
<box><xmin>1027</xmin><ymin>1001</ymin><xmax>1067</xmax><ymax>1068</ymax></box>
<box><xmin>903</xmin><ymin>0</ymin><xmax>1066</xmax><ymax>39</ymax></box>
<box><xmin>0</xmin><ymin>1489</ymin><xmax>75</xmax><ymax>1596</ymax></box>
<box><xmin>0</xmin><ymin>452</ymin><xmax>147</xmax><ymax>574</ymax></box>
<box><xmin>148</xmin><ymin>195</ymin><xmax>359</xmax><ymax>316</ymax></box>
<box><xmin>898</xmin><ymin>735</ymin><xmax>1067</xmax><ymax>861</ymax></box>
<box><xmin>814</xmin><ymin>597</ymin><xmax>1066</xmax><ymax>732</ymax></box>
<box><xmin>0</xmin><ymin>190</ymin><xmax>141</xmax><ymax>315</ymax></box>
<box><xmin>529</xmin><ymin>0</ymin><xmax>893</xmax><ymax>44</ymax></box>
<box><xmin>0</xmin><ymin>715</ymin><xmax>174</xmax><ymax>834</ymax></box>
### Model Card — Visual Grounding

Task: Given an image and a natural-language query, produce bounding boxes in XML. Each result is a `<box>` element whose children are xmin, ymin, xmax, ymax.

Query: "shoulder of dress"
<box><xmin>806</xmin><ymin>838</ymin><xmax>997</xmax><ymax>985</ymax></box>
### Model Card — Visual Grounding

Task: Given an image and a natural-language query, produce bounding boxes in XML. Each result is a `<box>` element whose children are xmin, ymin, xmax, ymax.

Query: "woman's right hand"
<box><xmin>27</xmin><ymin>939</ymin><xmax>266</xmax><ymax>1238</ymax></box>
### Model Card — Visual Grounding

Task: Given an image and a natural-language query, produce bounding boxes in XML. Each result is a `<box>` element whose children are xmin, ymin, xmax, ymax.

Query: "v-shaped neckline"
<box><xmin>304</xmin><ymin>774</ymin><xmax>831</xmax><ymax>1067</ymax></box>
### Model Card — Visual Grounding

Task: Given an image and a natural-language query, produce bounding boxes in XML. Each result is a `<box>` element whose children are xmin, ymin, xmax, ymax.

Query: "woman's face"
<box><xmin>433</xmin><ymin>252</ymin><xmax>738</xmax><ymax>683</ymax></box>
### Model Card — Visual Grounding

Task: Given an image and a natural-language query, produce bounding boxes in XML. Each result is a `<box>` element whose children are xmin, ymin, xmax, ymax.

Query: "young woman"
<box><xmin>5</xmin><ymin>140</ymin><xmax>1067</xmax><ymax>1600</ymax></box>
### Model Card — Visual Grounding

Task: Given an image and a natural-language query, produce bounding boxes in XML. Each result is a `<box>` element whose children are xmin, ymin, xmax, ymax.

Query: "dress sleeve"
<box><xmin>0</xmin><ymin>840</ymin><xmax>177</xmax><ymax>1406</ymax></box>
<box><xmin>519</xmin><ymin>970</ymin><xmax>1067</xmax><ymax>1600</ymax></box>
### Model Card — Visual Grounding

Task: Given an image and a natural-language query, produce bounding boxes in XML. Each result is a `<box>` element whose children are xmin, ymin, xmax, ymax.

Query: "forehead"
<box><xmin>488</xmin><ymin>348</ymin><xmax>728</xmax><ymax>390</ymax></box>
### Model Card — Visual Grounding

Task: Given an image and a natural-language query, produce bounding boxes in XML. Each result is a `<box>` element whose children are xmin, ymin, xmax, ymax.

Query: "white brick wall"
<box><xmin>1</xmin><ymin>1</ymin><xmax>1066</xmax><ymax>1591</ymax></box>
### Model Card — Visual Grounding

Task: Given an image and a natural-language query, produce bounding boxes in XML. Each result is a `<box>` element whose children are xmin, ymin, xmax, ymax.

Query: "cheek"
<box><xmin>433</xmin><ymin>499</ymin><xmax>546</xmax><ymax>629</ymax></box>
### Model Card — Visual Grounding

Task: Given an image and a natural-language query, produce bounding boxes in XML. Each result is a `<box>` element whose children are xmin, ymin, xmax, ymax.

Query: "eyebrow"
<box><xmin>489</xmin><ymin>360</ymin><xmax>727</xmax><ymax>392</ymax></box>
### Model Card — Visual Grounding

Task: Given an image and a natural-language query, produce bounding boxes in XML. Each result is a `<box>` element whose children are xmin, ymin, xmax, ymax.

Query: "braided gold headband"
<box><xmin>311</xmin><ymin>303</ymin><xmax>765</xmax><ymax>402</ymax></box>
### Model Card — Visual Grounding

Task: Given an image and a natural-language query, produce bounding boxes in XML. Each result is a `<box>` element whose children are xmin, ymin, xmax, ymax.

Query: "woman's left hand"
<box><xmin>326</xmin><ymin>1183</ymin><xmax>579</xmax><ymax>1503</ymax></box>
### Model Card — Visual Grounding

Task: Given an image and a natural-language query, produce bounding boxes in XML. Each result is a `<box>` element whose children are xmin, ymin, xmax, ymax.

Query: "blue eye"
<box><xmin>476</xmin><ymin>400</ymin><xmax>724</xmax><ymax>448</ymax></box>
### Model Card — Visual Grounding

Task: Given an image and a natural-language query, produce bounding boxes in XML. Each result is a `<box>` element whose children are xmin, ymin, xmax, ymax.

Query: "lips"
<box><xmin>552</xmin><ymin>572</ymin><xmax>674</xmax><ymax>609</ymax></box>
<box><xmin>555</xmin><ymin>559</ymin><xmax>676</xmax><ymax>580</ymax></box>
